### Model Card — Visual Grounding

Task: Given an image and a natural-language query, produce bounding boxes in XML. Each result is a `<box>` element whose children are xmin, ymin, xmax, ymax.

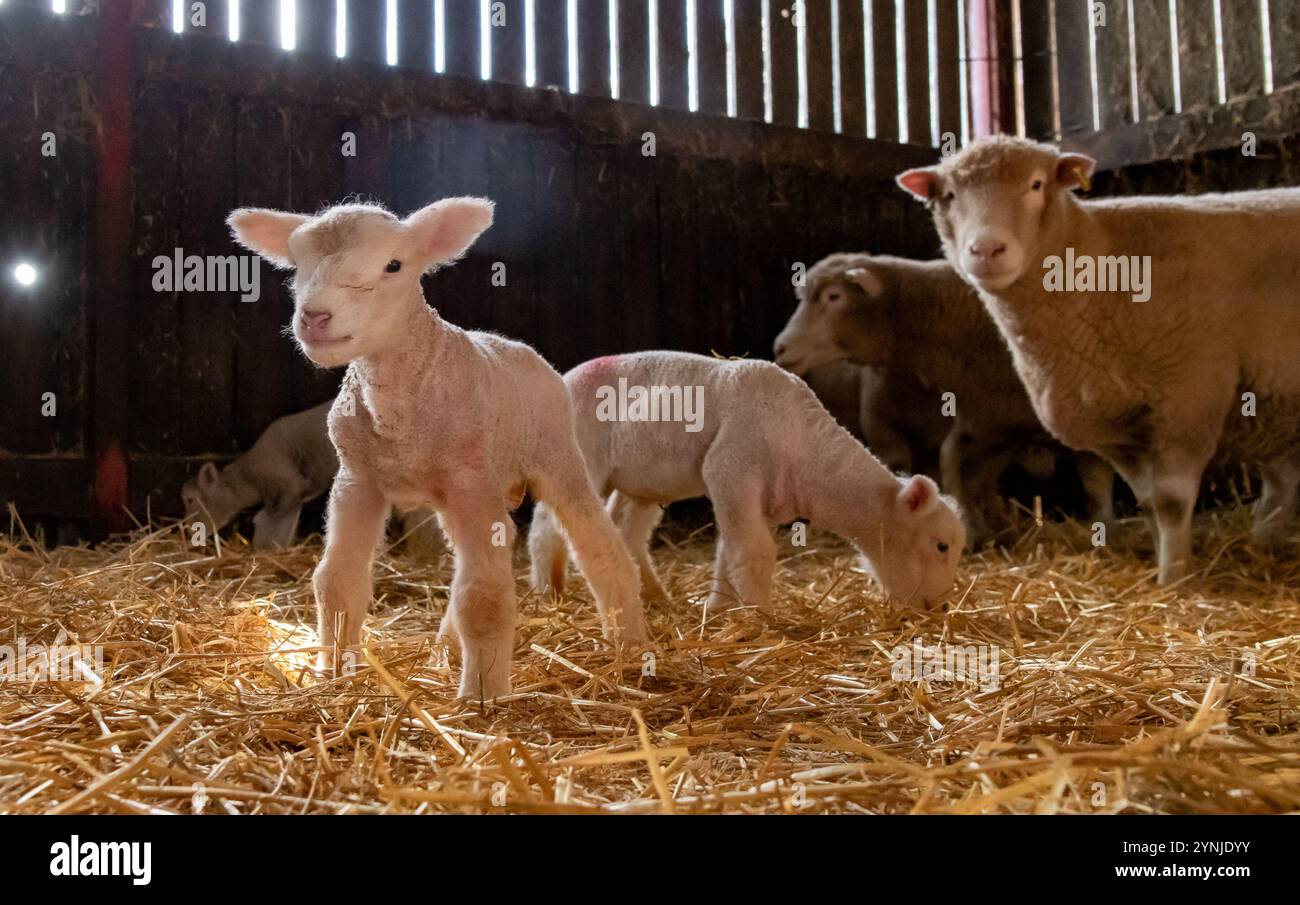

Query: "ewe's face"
<box><xmin>860</xmin><ymin>476</ymin><xmax>965</xmax><ymax>609</ymax></box>
<box><xmin>774</xmin><ymin>267</ymin><xmax>890</xmax><ymax>374</ymax></box>
<box><xmin>227</xmin><ymin>198</ymin><xmax>495</xmax><ymax>369</ymax></box>
<box><xmin>897</xmin><ymin>140</ymin><xmax>1095</xmax><ymax>294</ymax></box>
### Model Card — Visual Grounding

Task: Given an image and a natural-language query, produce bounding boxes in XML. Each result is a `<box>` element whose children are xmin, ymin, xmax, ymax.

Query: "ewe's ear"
<box><xmin>898</xmin><ymin>475</ymin><xmax>939</xmax><ymax>515</ymax></box>
<box><xmin>405</xmin><ymin>197</ymin><xmax>495</xmax><ymax>267</ymax></box>
<box><xmin>845</xmin><ymin>267</ymin><xmax>884</xmax><ymax>299</ymax></box>
<box><xmin>1055</xmin><ymin>153</ymin><xmax>1096</xmax><ymax>192</ymax></box>
<box><xmin>227</xmin><ymin>209</ymin><xmax>309</xmax><ymax>269</ymax></box>
<box><xmin>197</xmin><ymin>462</ymin><xmax>221</xmax><ymax>494</ymax></box>
<box><xmin>896</xmin><ymin>167</ymin><xmax>941</xmax><ymax>201</ymax></box>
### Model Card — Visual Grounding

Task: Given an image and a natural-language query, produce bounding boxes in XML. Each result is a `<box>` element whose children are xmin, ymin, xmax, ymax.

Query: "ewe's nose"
<box><xmin>300</xmin><ymin>308</ymin><xmax>332</xmax><ymax>329</ymax></box>
<box><xmin>773</xmin><ymin>338</ymin><xmax>788</xmax><ymax>359</ymax></box>
<box><xmin>968</xmin><ymin>237</ymin><xmax>1007</xmax><ymax>260</ymax></box>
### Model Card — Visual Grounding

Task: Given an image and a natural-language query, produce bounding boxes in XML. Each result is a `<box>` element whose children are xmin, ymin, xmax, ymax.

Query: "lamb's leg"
<box><xmin>703</xmin><ymin>487</ymin><xmax>777</xmax><ymax>616</ymax></box>
<box><xmin>1252</xmin><ymin>456</ymin><xmax>1299</xmax><ymax>544</ymax></box>
<box><xmin>940</xmin><ymin>428</ymin><xmax>991</xmax><ymax>546</ymax></box>
<box><xmin>252</xmin><ymin>504</ymin><xmax>302</xmax><ymax>549</ymax></box>
<box><xmin>526</xmin><ymin>501</ymin><xmax>568</xmax><ymax>595</ymax></box>
<box><xmin>314</xmin><ymin>476</ymin><xmax>389</xmax><ymax>676</ymax></box>
<box><xmin>607</xmin><ymin>491</ymin><xmax>669</xmax><ymax>605</ymax></box>
<box><xmin>1077</xmin><ymin>453</ymin><xmax>1117</xmax><ymax>537</ymax></box>
<box><xmin>536</xmin><ymin>465</ymin><xmax>647</xmax><ymax>643</ymax></box>
<box><xmin>439</xmin><ymin>499</ymin><xmax>518</xmax><ymax>701</ymax></box>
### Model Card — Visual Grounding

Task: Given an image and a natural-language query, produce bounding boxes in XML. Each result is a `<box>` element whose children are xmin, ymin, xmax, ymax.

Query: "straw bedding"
<box><xmin>1</xmin><ymin>504</ymin><xmax>1297</xmax><ymax>814</ymax></box>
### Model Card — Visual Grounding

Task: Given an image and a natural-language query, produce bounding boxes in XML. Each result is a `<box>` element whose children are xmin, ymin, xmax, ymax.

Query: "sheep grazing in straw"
<box><xmin>529</xmin><ymin>351</ymin><xmax>965</xmax><ymax>613</ymax></box>
<box><xmin>227</xmin><ymin>198</ymin><xmax>645</xmax><ymax>700</ymax></box>
<box><xmin>898</xmin><ymin>135</ymin><xmax>1300</xmax><ymax>583</ymax></box>
<box><xmin>774</xmin><ymin>252</ymin><xmax>1116</xmax><ymax>545</ymax></box>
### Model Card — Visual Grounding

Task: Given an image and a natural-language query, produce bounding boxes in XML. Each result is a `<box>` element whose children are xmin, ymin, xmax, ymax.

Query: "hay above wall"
<box><xmin>0</xmin><ymin>505</ymin><xmax>1297</xmax><ymax>814</ymax></box>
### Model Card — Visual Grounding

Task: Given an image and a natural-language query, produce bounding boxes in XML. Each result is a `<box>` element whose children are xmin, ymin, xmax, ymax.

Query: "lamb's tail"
<box><xmin>528</xmin><ymin>502</ymin><xmax>569</xmax><ymax>595</ymax></box>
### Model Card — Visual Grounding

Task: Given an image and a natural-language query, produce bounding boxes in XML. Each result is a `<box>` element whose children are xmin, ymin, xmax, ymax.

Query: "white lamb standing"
<box><xmin>528</xmin><ymin>351</ymin><xmax>965</xmax><ymax>612</ymax></box>
<box><xmin>773</xmin><ymin>251</ymin><xmax>1117</xmax><ymax>544</ymax></box>
<box><xmin>227</xmin><ymin>197</ymin><xmax>646</xmax><ymax>700</ymax></box>
<box><xmin>898</xmin><ymin>135</ymin><xmax>1300</xmax><ymax>583</ymax></box>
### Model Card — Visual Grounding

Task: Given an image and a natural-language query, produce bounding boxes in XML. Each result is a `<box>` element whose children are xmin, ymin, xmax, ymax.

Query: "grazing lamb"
<box><xmin>180</xmin><ymin>401</ymin><xmax>442</xmax><ymax>556</ymax></box>
<box><xmin>773</xmin><ymin>252</ymin><xmax>1116</xmax><ymax>543</ymax></box>
<box><xmin>227</xmin><ymin>197</ymin><xmax>646</xmax><ymax>700</ymax></box>
<box><xmin>898</xmin><ymin>135</ymin><xmax>1300</xmax><ymax>582</ymax></box>
<box><xmin>528</xmin><ymin>351</ymin><xmax>965</xmax><ymax>613</ymax></box>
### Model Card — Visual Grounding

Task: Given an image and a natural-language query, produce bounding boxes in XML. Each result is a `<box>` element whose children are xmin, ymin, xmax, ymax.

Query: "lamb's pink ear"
<box><xmin>897</xmin><ymin>167</ymin><xmax>941</xmax><ymax>201</ymax></box>
<box><xmin>845</xmin><ymin>267</ymin><xmax>884</xmax><ymax>298</ymax></box>
<box><xmin>227</xmin><ymin>209</ymin><xmax>309</xmax><ymax>269</ymax></box>
<box><xmin>405</xmin><ymin>197</ymin><xmax>495</xmax><ymax>266</ymax></box>
<box><xmin>898</xmin><ymin>475</ymin><xmax>938</xmax><ymax>514</ymax></box>
<box><xmin>1055</xmin><ymin>153</ymin><xmax>1096</xmax><ymax>192</ymax></box>
<box><xmin>197</xmin><ymin>462</ymin><xmax>221</xmax><ymax>494</ymax></box>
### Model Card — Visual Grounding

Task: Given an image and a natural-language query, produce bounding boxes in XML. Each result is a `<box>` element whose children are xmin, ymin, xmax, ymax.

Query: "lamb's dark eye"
<box><xmin>385</xmin><ymin>260</ymin><xmax>402</xmax><ymax>273</ymax></box>
<box><xmin>1030</xmin><ymin>180</ymin><xmax>1043</xmax><ymax>191</ymax></box>
<box><xmin>943</xmin><ymin>191</ymin><xmax>955</xmax><ymax>202</ymax></box>
<box><xmin>937</xmin><ymin>542</ymin><xmax>950</xmax><ymax>554</ymax></box>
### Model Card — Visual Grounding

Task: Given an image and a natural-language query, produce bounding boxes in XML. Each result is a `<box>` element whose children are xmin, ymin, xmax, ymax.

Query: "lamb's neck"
<box><xmin>794</xmin><ymin>424</ymin><xmax>895</xmax><ymax>542</ymax></box>
<box><xmin>351</xmin><ymin>302</ymin><xmax>447</xmax><ymax>431</ymax></box>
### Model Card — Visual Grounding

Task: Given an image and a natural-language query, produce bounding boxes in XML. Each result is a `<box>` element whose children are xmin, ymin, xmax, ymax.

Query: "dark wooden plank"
<box><xmin>1092</xmin><ymin>0</ymin><xmax>1134</xmax><ymax>127</ymax></box>
<box><xmin>732</xmin><ymin>161</ymin><xmax>777</xmax><ymax>358</ymax></box>
<box><xmin>532</xmin><ymin>133</ymin><xmax>581</xmax><ymax>368</ymax></box>
<box><xmin>489</xmin><ymin>0</ymin><xmax>526</xmax><ymax>83</ymax></box>
<box><xmin>173</xmin><ymin>89</ymin><xmax>236</xmax><ymax>459</ymax></box>
<box><xmin>340</xmin><ymin>114</ymin><xmax>388</xmax><ymax>200</ymax></box>
<box><xmin>616</xmin><ymin>135</ymin><xmax>659</xmax><ymax>349</ymax></box>
<box><xmin>575</xmin><ymin>145</ymin><xmax>621</xmax><ymax>357</ymax></box>
<box><xmin>804</xmin><ymin>0</ymin><xmax>835</xmax><ymax>130</ymax></box>
<box><xmin>838</xmin><ymin>0</ymin><xmax>867</xmax><ymax>135</ymax></box>
<box><xmin>616</xmin><ymin>0</ymin><xmax>651</xmax><ymax>103</ymax></box>
<box><xmin>732</xmin><ymin>0</ymin><xmax>766</xmax><ymax>119</ymax></box>
<box><xmin>1219</xmin><ymin>0</ymin><xmax>1264</xmax><ymax>100</ymax></box>
<box><xmin>769</xmin><ymin>0</ymin><xmax>801</xmax><ymax>125</ymax></box>
<box><xmin>1271</xmin><ymin>0</ymin><xmax>1300</xmax><ymax>88</ymax></box>
<box><xmin>902</xmin><ymin>0</ymin><xmax>931</xmax><ymax>142</ymax></box>
<box><xmin>433</xmin><ymin>117</ymin><xmax>492</xmax><ymax>330</ymax></box>
<box><xmin>1176</xmin><ymin>0</ymin><xmax>1219</xmax><ymax>110</ymax></box>
<box><xmin>238</xmin><ymin>0</ymin><xmax>281</xmax><ymax>47</ymax></box>
<box><xmin>129</xmin><ymin>0</ymin><xmax>172</xmax><ymax>28</ymax></box>
<box><xmin>656</xmin><ymin>0</ymin><xmax>689</xmax><ymax>109</ymax></box>
<box><xmin>286</xmin><ymin>105</ymin><xmax>343</xmax><ymax>412</ymax></box>
<box><xmin>696</xmin><ymin>0</ymin><xmax>729</xmax><ymax>115</ymax></box>
<box><xmin>128</xmin><ymin>80</ymin><xmax>182</xmax><ymax>457</ymax></box>
<box><xmin>298</xmin><ymin>0</ymin><xmax>339</xmax><ymax>57</ymax></box>
<box><xmin>869</xmin><ymin>0</ymin><xmax>900</xmax><ymax>140</ymax></box>
<box><xmin>693</xmin><ymin>157</ymin><xmax>738</xmax><ymax>351</ymax></box>
<box><xmin>575</xmin><ymin>0</ymin><xmax>611</xmax><ymax>96</ymax></box>
<box><xmin>1020</xmin><ymin>0</ymin><xmax>1054</xmax><ymax>138</ymax></box>
<box><xmin>658</xmin><ymin>155</ymin><xmax>701</xmax><ymax>352</ymax></box>
<box><xmin>1055</xmin><ymin>0</ymin><xmax>1095</xmax><ymax>134</ymax></box>
<box><xmin>482</xmin><ymin>122</ymin><xmax>537</xmax><ymax>347</ymax></box>
<box><xmin>766</xmin><ymin>164</ymin><xmax>807</xmax><ymax>347</ymax></box>
<box><xmin>443</xmin><ymin>0</ymin><xmax>482</xmax><ymax>77</ymax></box>
<box><xmin>534</xmin><ymin>0</ymin><xmax>570</xmax><ymax>89</ymax></box>
<box><xmin>345</xmin><ymin>0</ymin><xmax>389</xmax><ymax>62</ymax></box>
<box><xmin>397</xmin><ymin>0</ymin><xmax>435</xmax><ymax>69</ymax></box>
<box><xmin>1129</xmin><ymin>0</ymin><xmax>1174</xmax><ymax>119</ymax></box>
<box><xmin>232</xmin><ymin>99</ymin><xmax>294</xmax><ymax>448</ymax></box>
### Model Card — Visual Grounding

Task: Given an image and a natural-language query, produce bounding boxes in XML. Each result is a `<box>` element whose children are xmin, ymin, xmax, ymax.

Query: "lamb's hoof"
<box><xmin>458</xmin><ymin>672</ymin><xmax>511</xmax><ymax>704</ymax></box>
<box><xmin>315</xmin><ymin>646</ymin><xmax>362</xmax><ymax>680</ymax></box>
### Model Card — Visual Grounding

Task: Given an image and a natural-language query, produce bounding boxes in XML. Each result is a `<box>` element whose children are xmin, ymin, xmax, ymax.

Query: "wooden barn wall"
<box><xmin>0</xmin><ymin>10</ymin><xmax>940</xmax><ymax>528</ymax></box>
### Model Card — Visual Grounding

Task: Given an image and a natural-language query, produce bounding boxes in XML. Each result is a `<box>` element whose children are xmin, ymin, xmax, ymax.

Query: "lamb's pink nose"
<box><xmin>300</xmin><ymin>309</ymin><xmax>332</xmax><ymax>330</ymax></box>
<box><xmin>968</xmin><ymin>237</ymin><xmax>1007</xmax><ymax>260</ymax></box>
